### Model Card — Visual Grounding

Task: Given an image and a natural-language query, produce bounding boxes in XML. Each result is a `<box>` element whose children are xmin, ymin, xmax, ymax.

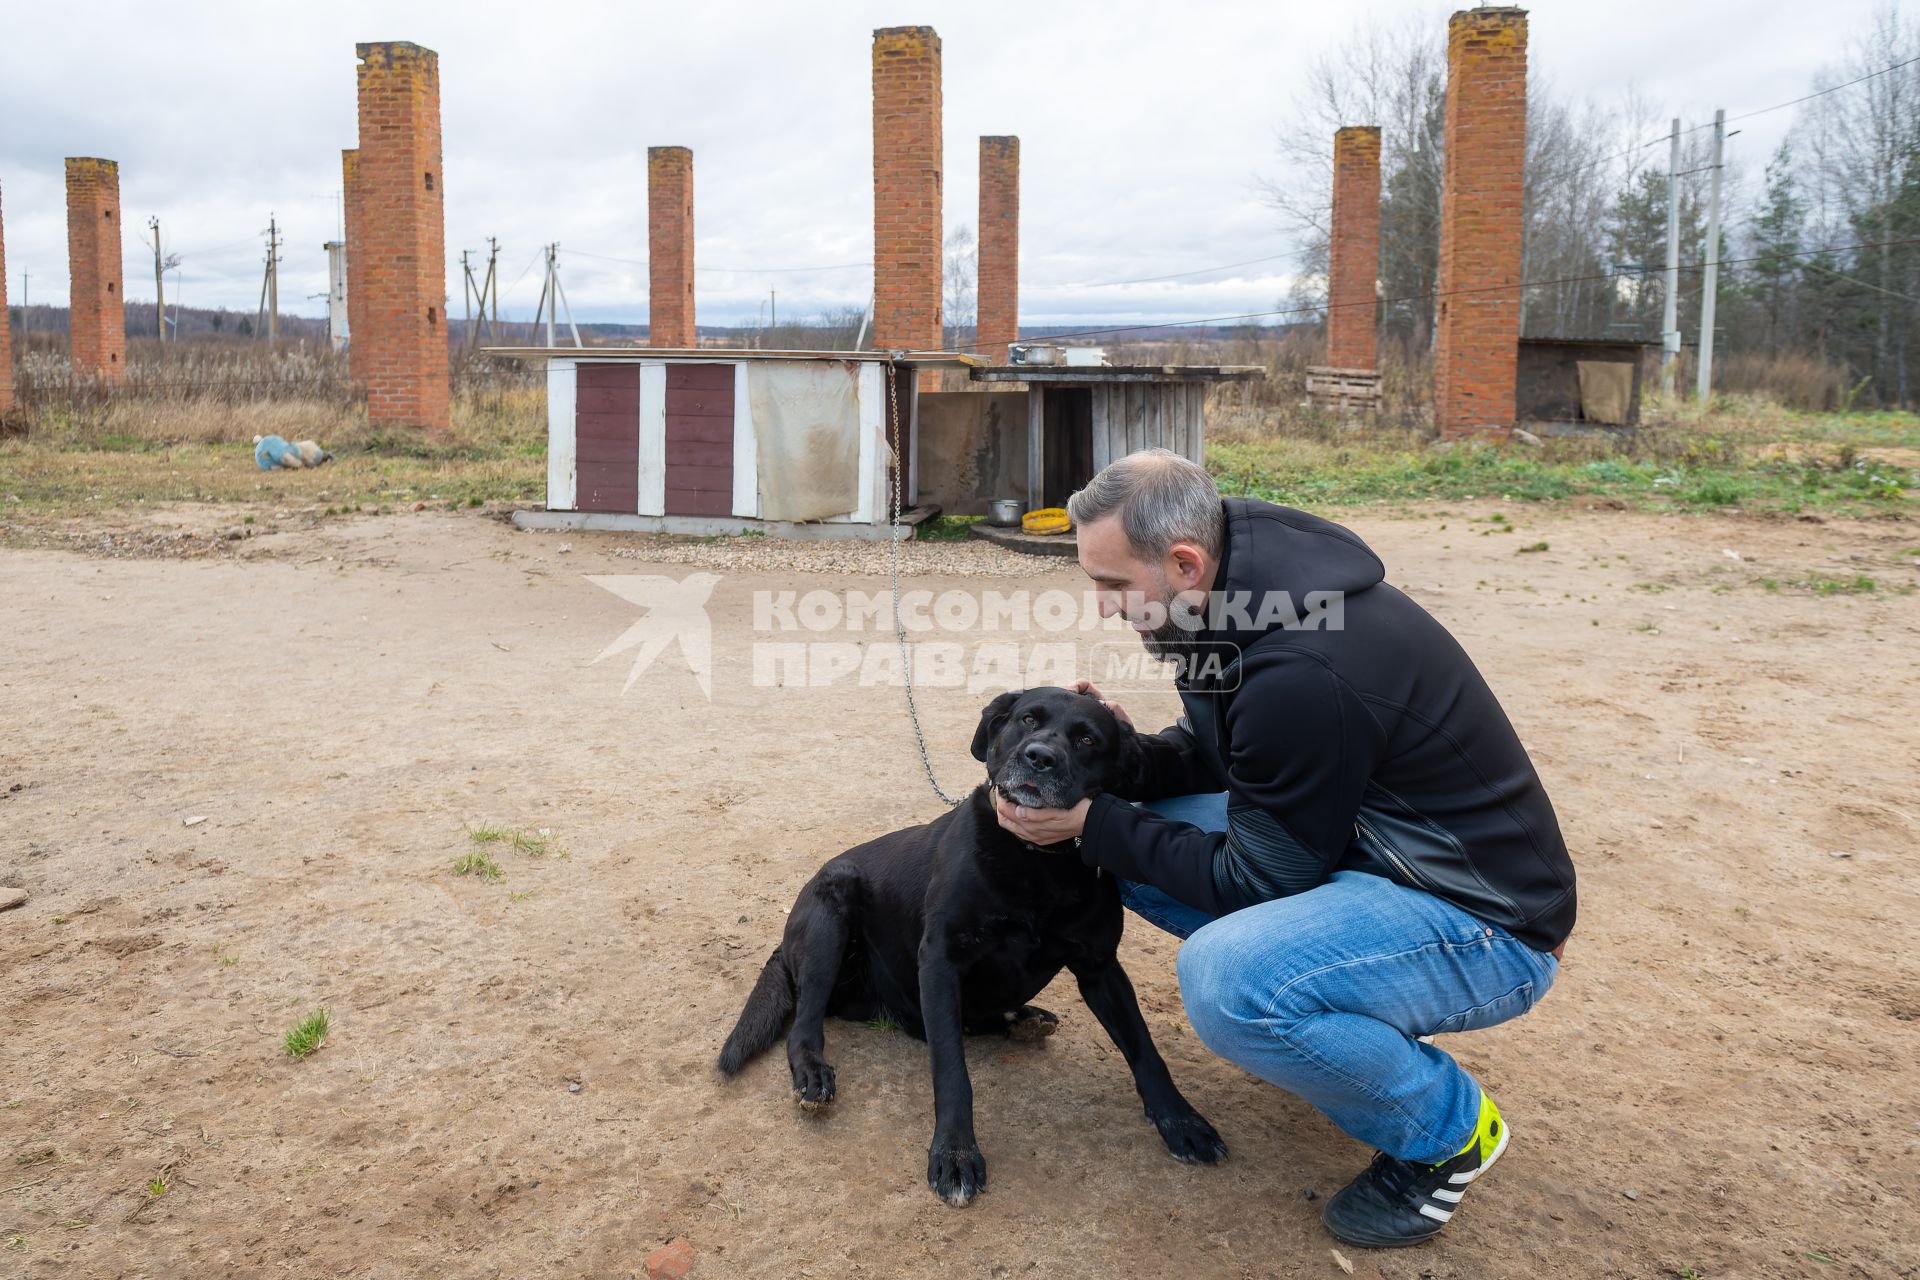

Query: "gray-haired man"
<box><xmin>994</xmin><ymin>448</ymin><xmax>1574</xmax><ymax>1248</ymax></box>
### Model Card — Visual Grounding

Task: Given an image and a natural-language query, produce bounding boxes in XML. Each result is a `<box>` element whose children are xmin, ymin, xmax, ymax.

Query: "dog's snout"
<box><xmin>1022</xmin><ymin>742</ymin><xmax>1059</xmax><ymax>772</ymax></box>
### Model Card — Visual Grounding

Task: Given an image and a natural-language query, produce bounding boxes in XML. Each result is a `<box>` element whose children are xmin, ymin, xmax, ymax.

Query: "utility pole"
<box><xmin>257</xmin><ymin>214</ymin><xmax>282</xmax><ymax>342</ymax></box>
<box><xmin>461</xmin><ymin>249</ymin><xmax>474</xmax><ymax>347</ymax></box>
<box><xmin>485</xmin><ymin>237</ymin><xmax>499</xmax><ymax>336</ymax></box>
<box><xmin>530</xmin><ymin>243</ymin><xmax>582</xmax><ymax>348</ymax></box>
<box><xmin>1660</xmin><ymin>118</ymin><xmax>1681</xmax><ymax>397</ymax></box>
<box><xmin>324</xmin><ymin>238</ymin><xmax>348</xmax><ymax>351</ymax></box>
<box><xmin>149</xmin><ymin>217</ymin><xmax>166</xmax><ymax>340</ymax></box>
<box><xmin>770</xmin><ymin>289</ymin><xmax>777</xmax><ymax>334</ymax></box>
<box><xmin>1696</xmin><ymin>109</ymin><xmax>1724</xmax><ymax>403</ymax></box>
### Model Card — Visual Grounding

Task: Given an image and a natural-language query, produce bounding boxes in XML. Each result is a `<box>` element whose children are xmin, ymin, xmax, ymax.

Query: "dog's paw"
<box><xmin>926</xmin><ymin>1140</ymin><xmax>987</xmax><ymax>1206</ymax></box>
<box><xmin>1151</xmin><ymin>1109</ymin><xmax>1228</xmax><ymax>1165</ymax></box>
<box><xmin>789</xmin><ymin>1059</ymin><xmax>837</xmax><ymax>1113</ymax></box>
<box><xmin>1003</xmin><ymin>1005</ymin><xmax>1059</xmax><ymax>1043</ymax></box>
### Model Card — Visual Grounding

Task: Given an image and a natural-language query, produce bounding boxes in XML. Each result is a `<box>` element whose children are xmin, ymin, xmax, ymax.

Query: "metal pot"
<box><xmin>987</xmin><ymin>498</ymin><xmax>1024</xmax><ymax>527</ymax></box>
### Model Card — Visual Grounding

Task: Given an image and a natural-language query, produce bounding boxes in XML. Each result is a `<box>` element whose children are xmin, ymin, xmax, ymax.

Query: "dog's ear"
<box><xmin>1110</xmin><ymin>729</ymin><xmax>1150</xmax><ymax>798</ymax></box>
<box><xmin>970</xmin><ymin>690</ymin><xmax>1024</xmax><ymax>762</ymax></box>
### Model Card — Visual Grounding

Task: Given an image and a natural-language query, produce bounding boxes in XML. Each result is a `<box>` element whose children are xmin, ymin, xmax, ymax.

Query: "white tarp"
<box><xmin>749</xmin><ymin>361</ymin><xmax>862</xmax><ymax>522</ymax></box>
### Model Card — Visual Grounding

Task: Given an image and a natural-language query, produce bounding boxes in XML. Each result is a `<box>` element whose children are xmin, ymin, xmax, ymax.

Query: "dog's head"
<box><xmin>970</xmin><ymin>687</ymin><xmax>1137</xmax><ymax>811</ymax></box>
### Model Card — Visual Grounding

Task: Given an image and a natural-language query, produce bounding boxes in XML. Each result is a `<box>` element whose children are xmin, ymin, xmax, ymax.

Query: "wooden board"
<box><xmin>665</xmin><ymin>363</ymin><xmax>736</xmax><ymax>517</ymax></box>
<box><xmin>574</xmin><ymin>363</ymin><xmax>639</xmax><ymax>513</ymax></box>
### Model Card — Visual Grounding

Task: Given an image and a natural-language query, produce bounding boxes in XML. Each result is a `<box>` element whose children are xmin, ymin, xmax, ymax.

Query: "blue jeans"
<box><xmin>1121</xmin><ymin>793</ymin><xmax>1559</xmax><ymax>1164</ymax></box>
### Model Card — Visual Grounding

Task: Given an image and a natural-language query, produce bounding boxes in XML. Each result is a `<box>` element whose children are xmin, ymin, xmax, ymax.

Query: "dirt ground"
<box><xmin>2</xmin><ymin>501</ymin><xmax>1916</xmax><ymax>1280</ymax></box>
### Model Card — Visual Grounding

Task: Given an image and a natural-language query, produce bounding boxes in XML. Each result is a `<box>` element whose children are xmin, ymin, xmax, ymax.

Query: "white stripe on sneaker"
<box><xmin>1418</xmin><ymin>1203</ymin><xmax>1454</xmax><ymax>1222</ymax></box>
<box><xmin>1449</xmin><ymin>1113</ymin><xmax>1513</xmax><ymax>1184</ymax></box>
<box><xmin>1432</xmin><ymin>1188</ymin><xmax>1464</xmax><ymax>1203</ymax></box>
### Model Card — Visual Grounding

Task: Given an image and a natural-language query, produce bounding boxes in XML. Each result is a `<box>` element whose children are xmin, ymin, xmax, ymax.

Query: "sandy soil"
<box><xmin>2</xmin><ymin>502</ymin><xmax>1916</xmax><ymax>1279</ymax></box>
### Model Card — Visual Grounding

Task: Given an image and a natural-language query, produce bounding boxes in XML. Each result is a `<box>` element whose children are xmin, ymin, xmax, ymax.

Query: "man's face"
<box><xmin>1076</xmin><ymin>516</ymin><xmax>1211</xmax><ymax>657</ymax></box>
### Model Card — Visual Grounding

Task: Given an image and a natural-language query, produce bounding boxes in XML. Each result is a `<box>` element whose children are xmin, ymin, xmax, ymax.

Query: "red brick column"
<box><xmin>648</xmin><ymin>147</ymin><xmax>695</xmax><ymax>348</ymax></box>
<box><xmin>354</xmin><ymin>41</ymin><xmax>449</xmax><ymax>433</ymax></box>
<box><xmin>1434</xmin><ymin>7</ymin><xmax>1527</xmax><ymax>441</ymax></box>
<box><xmin>976</xmin><ymin>136</ymin><xmax>1019</xmax><ymax>364</ymax></box>
<box><xmin>341</xmin><ymin>148</ymin><xmax>367</xmax><ymax>387</ymax></box>
<box><xmin>1327</xmin><ymin>126</ymin><xmax>1381</xmax><ymax>372</ymax></box>
<box><xmin>65</xmin><ymin>158</ymin><xmax>126</xmax><ymax>381</ymax></box>
<box><xmin>0</xmin><ymin>182</ymin><xmax>13</xmax><ymax>415</ymax></box>
<box><xmin>872</xmin><ymin>25</ymin><xmax>942</xmax><ymax>384</ymax></box>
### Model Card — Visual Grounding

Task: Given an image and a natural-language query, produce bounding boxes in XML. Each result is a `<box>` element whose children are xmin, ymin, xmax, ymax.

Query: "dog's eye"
<box><xmin>1079</xmin><ymin>735</ymin><xmax>1095</xmax><ymax>747</ymax></box>
<box><xmin>1021</xmin><ymin>714</ymin><xmax>1037</xmax><ymax>727</ymax></box>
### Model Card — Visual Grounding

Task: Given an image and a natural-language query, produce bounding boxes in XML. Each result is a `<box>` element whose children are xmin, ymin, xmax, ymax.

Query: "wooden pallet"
<box><xmin>1305</xmin><ymin>365</ymin><xmax>1383</xmax><ymax>414</ymax></box>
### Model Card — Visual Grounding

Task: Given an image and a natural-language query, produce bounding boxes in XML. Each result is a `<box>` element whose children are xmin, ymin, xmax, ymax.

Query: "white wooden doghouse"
<box><xmin>495</xmin><ymin>348</ymin><xmax>973</xmax><ymax>540</ymax></box>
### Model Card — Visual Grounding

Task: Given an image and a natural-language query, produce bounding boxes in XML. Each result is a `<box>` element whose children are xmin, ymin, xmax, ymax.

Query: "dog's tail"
<box><xmin>717</xmin><ymin>947</ymin><xmax>794</xmax><ymax>1075</ymax></box>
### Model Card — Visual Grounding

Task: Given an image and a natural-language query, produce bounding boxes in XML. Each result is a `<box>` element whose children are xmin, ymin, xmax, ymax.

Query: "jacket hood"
<box><xmin>1200</xmin><ymin>498</ymin><xmax>1385</xmax><ymax>643</ymax></box>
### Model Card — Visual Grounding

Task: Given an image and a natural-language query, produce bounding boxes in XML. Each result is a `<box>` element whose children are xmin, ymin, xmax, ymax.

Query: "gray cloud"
<box><xmin>0</xmin><ymin>0</ymin><xmax>1882</xmax><ymax>331</ymax></box>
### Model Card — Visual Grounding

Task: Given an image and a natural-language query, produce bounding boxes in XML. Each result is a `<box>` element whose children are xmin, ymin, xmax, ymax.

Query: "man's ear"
<box><xmin>970</xmin><ymin>690</ymin><xmax>1024</xmax><ymax>762</ymax></box>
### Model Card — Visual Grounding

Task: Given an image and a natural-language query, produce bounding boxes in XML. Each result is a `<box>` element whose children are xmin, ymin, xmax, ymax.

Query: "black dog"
<box><xmin>718</xmin><ymin>687</ymin><xmax>1225</xmax><ymax>1205</ymax></box>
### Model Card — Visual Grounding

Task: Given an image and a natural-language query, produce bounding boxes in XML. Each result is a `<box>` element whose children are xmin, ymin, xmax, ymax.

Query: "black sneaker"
<box><xmin>1321</xmin><ymin>1092</ymin><xmax>1509</xmax><ymax>1248</ymax></box>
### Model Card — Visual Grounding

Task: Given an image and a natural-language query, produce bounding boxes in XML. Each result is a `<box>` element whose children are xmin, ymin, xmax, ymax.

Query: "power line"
<box><xmin>567</xmin><ymin>247</ymin><xmax>867</xmax><ymax>275</ymax></box>
<box><xmin>945</xmin><ymin>235</ymin><xmax>1920</xmax><ymax>354</ymax></box>
<box><xmin>1062</xmin><ymin>251</ymin><xmax>1295</xmax><ymax>290</ymax></box>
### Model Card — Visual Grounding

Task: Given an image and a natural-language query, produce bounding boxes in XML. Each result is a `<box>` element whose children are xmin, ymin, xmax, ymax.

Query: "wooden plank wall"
<box><xmin>1089</xmin><ymin>382</ymin><xmax>1207</xmax><ymax>470</ymax></box>
<box><xmin>664</xmin><ymin>363</ymin><xmax>735</xmax><ymax>516</ymax></box>
<box><xmin>574</xmin><ymin>363</ymin><xmax>639</xmax><ymax>513</ymax></box>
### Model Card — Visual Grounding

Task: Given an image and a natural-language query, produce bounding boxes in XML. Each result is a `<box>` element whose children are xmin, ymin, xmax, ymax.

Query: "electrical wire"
<box><xmin>945</xmin><ymin>234</ymin><xmax>1920</xmax><ymax>354</ymax></box>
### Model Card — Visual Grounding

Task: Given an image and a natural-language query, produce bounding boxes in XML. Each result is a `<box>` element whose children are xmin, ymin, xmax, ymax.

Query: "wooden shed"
<box><xmin>493</xmin><ymin>348</ymin><xmax>972</xmax><ymax>539</ymax></box>
<box><xmin>951</xmin><ymin>364</ymin><xmax>1264</xmax><ymax>512</ymax></box>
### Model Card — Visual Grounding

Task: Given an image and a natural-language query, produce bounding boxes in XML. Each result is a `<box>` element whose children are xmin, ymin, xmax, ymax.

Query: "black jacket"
<box><xmin>1079</xmin><ymin>498</ymin><xmax>1576</xmax><ymax>953</ymax></box>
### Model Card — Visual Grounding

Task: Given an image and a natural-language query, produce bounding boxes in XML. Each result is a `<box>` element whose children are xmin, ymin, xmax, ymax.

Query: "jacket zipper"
<box><xmin>1353</xmin><ymin>812</ymin><xmax>1439</xmax><ymax>896</ymax></box>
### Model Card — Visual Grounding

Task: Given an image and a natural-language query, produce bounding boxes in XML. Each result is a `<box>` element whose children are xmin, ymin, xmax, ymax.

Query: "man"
<box><xmin>994</xmin><ymin>448</ymin><xmax>1574</xmax><ymax>1249</ymax></box>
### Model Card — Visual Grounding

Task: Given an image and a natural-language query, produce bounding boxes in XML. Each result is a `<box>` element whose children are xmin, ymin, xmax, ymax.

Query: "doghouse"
<box><xmin>917</xmin><ymin>360</ymin><xmax>1266</xmax><ymax>517</ymax></box>
<box><xmin>494</xmin><ymin>348</ymin><xmax>975</xmax><ymax>539</ymax></box>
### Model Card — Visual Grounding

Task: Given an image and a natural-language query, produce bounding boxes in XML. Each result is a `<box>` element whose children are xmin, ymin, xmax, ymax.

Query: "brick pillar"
<box><xmin>1434</xmin><ymin>6</ymin><xmax>1527</xmax><ymax>442</ymax></box>
<box><xmin>0</xmin><ymin>182</ymin><xmax>12</xmax><ymax>416</ymax></box>
<box><xmin>354</xmin><ymin>41</ymin><xmax>449</xmax><ymax>432</ymax></box>
<box><xmin>65</xmin><ymin>158</ymin><xmax>126</xmax><ymax>381</ymax></box>
<box><xmin>976</xmin><ymin>136</ymin><xmax>1019</xmax><ymax>364</ymax></box>
<box><xmin>872</xmin><ymin>25</ymin><xmax>942</xmax><ymax>386</ymax></box>
<box><xmin>341</xmin><ymin>148</ymin><xmax>367</xmax><ymax>387</ymax></box>
<box><xmin>647</xmin><ymin>147</ymin><xmax>695</xmax><ymax>348</ymax></box>
<box><xmin>1327</xmin><ymin>126</ymin><xmax>1381</xmax><ymax>372</ymax></box>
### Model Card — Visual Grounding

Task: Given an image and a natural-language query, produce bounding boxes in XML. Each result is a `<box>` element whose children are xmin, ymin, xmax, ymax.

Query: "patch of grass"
<box><xmin>215</xmin><ymin>949</ymin><xmax>238</xmax><ymax>968</ymax></box>
<box><xmin>918</xmin><ymin>514</ymin><xmax>982</xmax><ymax>541</ymax></box>
<box><xmin>282</xmin><ymin>1008</ymin><xmax>330</xmax><ymax>1060</ymax></box>
<box><xmin>453</xmin><ymin>850</ymin><xmax>504</xmax><ymax>882</ymax></box>
<box><xmin>866</xmin><ymin>1012</ymin><xmax>900</xmax><ymax>1034</ymax></box>
<box><xmin>466</xmin><ymin>823</ymin><xmax>510</xmax><ymax>845</ymax></box>
<box><xmin>4</xmin><ymin>1234</ymin><xmax>23</xmax><ymax>1250</ymax></box>
<box><xmin>1802</xmin><ymin>574</ymin><xmax>1877</xmax><ymax>595</ymax></box>
<box><xmin>1517</xmin><ymin>541</ymin><xmax>1550</xmax><ymax>553</ymax></box>
<box><xmin>144</xmin><ymin>1174</ymin><xmax>169</xmax><ymax>1197</ymax></box>
<box><xmin>15</xmin><ymin>1143</ymin><xmax>55</xmax><ymax>1166</ymax></box>
<box><xmin>510</xmin><ymin>828</ymin><xmax>557</xmax><ymax>857</ymax></box>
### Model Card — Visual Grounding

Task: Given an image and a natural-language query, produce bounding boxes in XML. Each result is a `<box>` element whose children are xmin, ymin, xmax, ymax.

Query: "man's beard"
<box><xmin>1134</xmin><ymin>569</ymin><xmax>1207</xmax><ymax>662</ymax></box>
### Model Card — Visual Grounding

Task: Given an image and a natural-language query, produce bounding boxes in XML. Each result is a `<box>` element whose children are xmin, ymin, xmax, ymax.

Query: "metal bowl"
<box><xmin>987</xmin><ymin>498</ymin><xmax>1025</xmax><ymax>527</ymax></box>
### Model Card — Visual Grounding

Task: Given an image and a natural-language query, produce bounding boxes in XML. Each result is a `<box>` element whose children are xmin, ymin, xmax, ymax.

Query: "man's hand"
<box><xmin>994</xmin><ymin>793</ymin><xmax>1092</xmax><ymax>847</ymax></box>
<box><xmin>1071</xmin><ymin>679</ymin><xmax>1134</xmax><ymax>730</ymax></box>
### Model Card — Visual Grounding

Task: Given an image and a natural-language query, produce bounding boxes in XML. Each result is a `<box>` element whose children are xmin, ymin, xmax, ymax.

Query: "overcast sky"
<box><xmin>0</xmin><ymin>0</ymin><xmax>1897</xmax><ymax>331</ymax></box>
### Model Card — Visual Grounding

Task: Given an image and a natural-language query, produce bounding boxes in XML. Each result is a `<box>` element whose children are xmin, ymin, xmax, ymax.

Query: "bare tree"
<box><xmin>943</xmin><ymin>224</ymin><xmax>977</xmax><ymax>350</ymax></box>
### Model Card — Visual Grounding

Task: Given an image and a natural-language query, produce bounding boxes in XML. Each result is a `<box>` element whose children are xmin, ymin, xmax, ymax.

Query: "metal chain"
<box><xmin>886</xmin><ymin>362</ymin><xmax>963</xmax><ymax>806</ymax></box>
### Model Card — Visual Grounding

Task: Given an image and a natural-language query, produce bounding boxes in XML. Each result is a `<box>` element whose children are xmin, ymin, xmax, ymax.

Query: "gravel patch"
<box><xmin>598</xmin><ymin>533</ymin><xmax>1071</xmax><ymax>578</ymax></box>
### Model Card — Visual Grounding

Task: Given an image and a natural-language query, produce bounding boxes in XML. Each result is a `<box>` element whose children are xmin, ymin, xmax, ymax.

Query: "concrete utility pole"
<box><xmin>461</xmin><ymin>248</ymin><xmax>474</xmax><ymax>346</ymax></box>
<box><xmin>1661</xmin><ymin>118</ymin><xmax>1681</xmax><ymax>396</ymax></box>
<box><xmin>149</xmin><ymin>217</ymin><xmax>166</xmax><ymax>340</ymax></box>
<box><xmin>1696</xmin><ymin>109</ymin><xmax>1725</xmax><ymax>402</ymax></box>
<box><xmin>257</xmin><ymin>214</ymin><xmax>283</xmax><ymax>342</ymax></box>
<box><xmin>529</xmin><ymin>243</ymin><xmax>580</xmax><ymax>348</ymax></box>
<box><xmin>324</xmin><ymin>238</ymin><xmax>348</xmax><ymax>351</ymax></box>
